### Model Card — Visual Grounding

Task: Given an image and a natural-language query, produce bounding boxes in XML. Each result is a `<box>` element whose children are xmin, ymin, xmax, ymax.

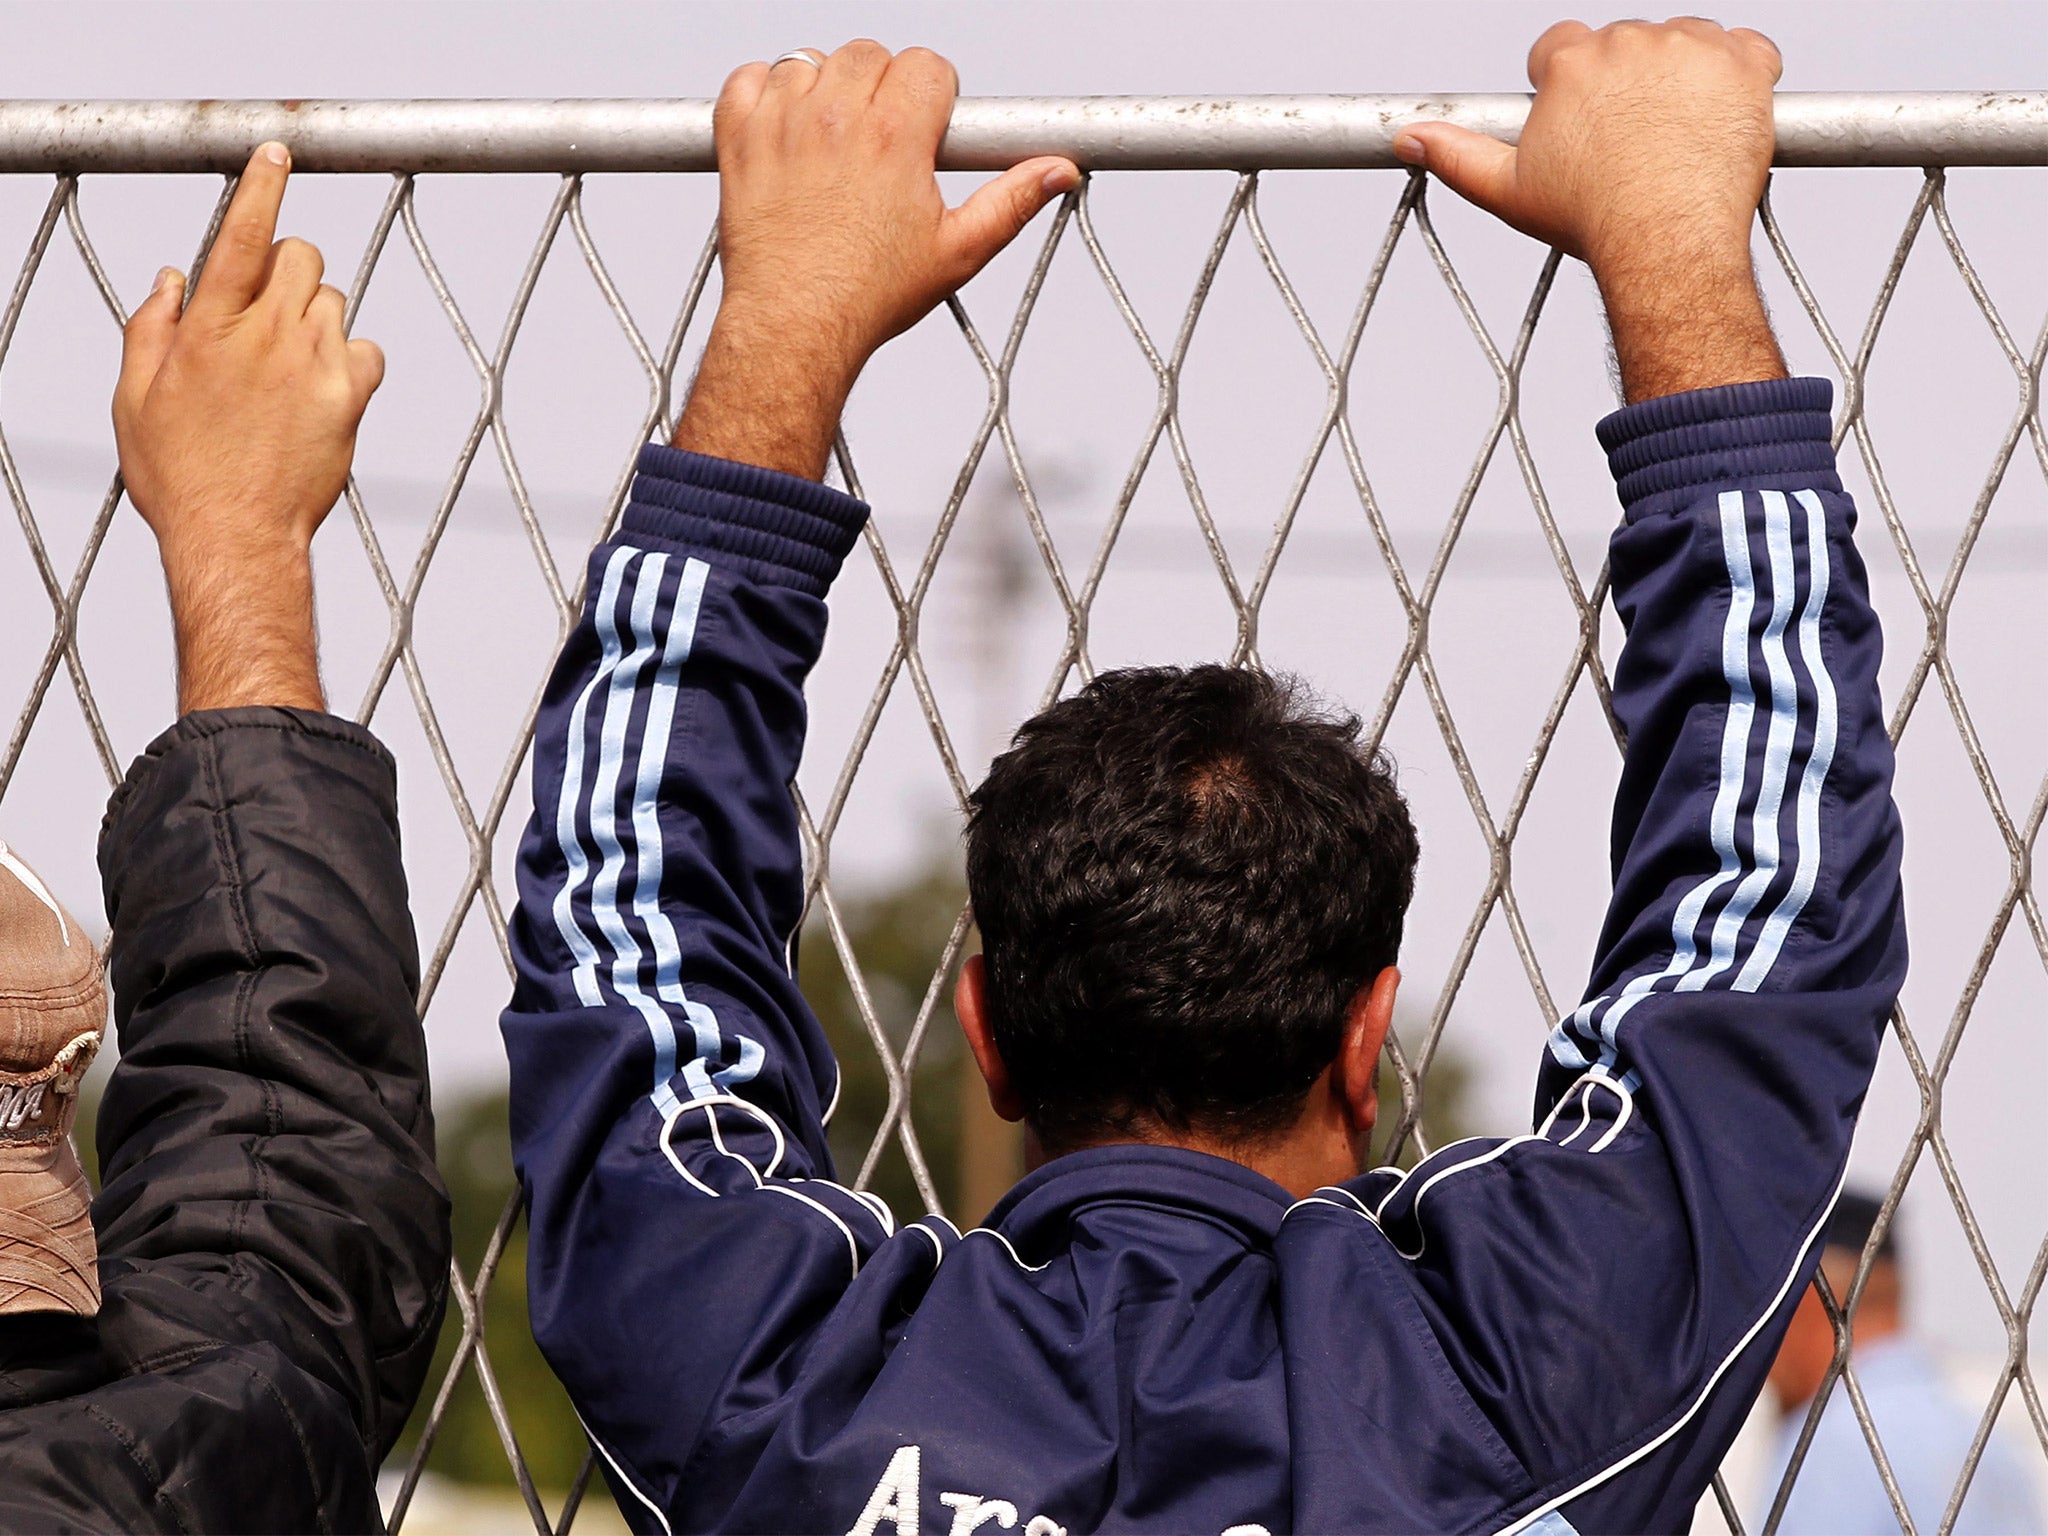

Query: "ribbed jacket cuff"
<box><xmin>1597</xmin><ymin>377</ymin><xmax>1841</xmax><ymax>522</ymax></box>
<box><xmin>622</xmin><ymin>445</ymin><xmax>871</xmax><ymax>598</ymax></box>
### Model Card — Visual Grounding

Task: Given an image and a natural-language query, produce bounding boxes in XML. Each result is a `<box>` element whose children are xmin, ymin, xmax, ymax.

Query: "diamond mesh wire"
<box><xmin>0</xmin><ymin>126</ymin><xmax>2040</xmax><ymax>1536</ymax></box>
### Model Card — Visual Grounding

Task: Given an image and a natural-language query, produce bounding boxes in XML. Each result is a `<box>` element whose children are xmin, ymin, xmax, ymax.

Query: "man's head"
<box><xmin>956</xmin><ymin>665</ymin><xmax>1418</xmax><ymax>1190</ymax></box>
<box><xmin>1768</xmin><ymin>1191</ymin><xmax>1905</xmax><ymax>1413</ymax></box>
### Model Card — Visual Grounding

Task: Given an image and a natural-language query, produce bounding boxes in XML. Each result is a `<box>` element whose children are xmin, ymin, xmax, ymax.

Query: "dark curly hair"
<box><xmin>964</xmin><ymin>664</ymin><xmax>1419</xmax><ymax>1150</ymax></box>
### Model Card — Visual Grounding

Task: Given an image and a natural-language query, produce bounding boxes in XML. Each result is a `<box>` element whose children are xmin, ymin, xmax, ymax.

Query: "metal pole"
<box><xmin>0</xmin><ymin>93</ymin><xmax>2041</xmax><ymax>174</ymax></box>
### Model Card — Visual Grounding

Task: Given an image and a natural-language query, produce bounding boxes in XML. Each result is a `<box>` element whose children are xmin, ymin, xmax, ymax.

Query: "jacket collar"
<box><xmin>978</xmin><ymin>1142</ymin><xmax>1294</xmax><ymax>1261</ymax></box>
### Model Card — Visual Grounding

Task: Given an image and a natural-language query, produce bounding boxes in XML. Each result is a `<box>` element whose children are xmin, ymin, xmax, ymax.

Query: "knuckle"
<box><xmin>1732</xmin><ymin>27</ymin><xmax>1783</xmax><ymax>64</ymax></box>
<box><xmin>893</xmin><ymin>67</ymin><xmax>947</xmax><ymax>110</ymax></box>
<box><xmin>719</xmin><ymin>63</ymin><xmax>766</xmax><ymax>103</ymax></box>
<box><xmin>224</xmin><ymin>221</ymin><xmax>268</xmax><ymax>258</ymax></box>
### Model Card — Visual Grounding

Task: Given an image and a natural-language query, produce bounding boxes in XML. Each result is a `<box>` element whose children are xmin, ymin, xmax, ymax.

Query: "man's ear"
<box><xmin>955</xmin><ymin>954</ymin><xmax>1025</xmax><ymax>1123</ymax></box>
<box><xmin>1337</xmin><ymin>967</ymin><xmax>1400</xmax><ymax>1142</ymax></box>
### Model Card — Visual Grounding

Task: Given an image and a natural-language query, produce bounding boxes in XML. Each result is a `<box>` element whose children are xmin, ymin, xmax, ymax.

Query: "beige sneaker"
<box><xmin>0</xmin><ymin>841</ymin><xmax>104</xmax><ymax>1317</ymax></box>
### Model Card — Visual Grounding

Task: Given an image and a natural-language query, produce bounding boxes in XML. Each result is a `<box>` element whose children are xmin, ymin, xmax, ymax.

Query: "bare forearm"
<box><xmin>670</xmin><ymin>307</ymin><xmax>860</xmax><ymax>483</ymax></box>
<box><xmin>1593</xmin><ymin>247</ymin><xmax>1787</xmax><ymax>404</ymax></box>
<box><xmin>164</xmin><ymin>550</ymin><xmax>323</xmax><ymax>713</ymax></box>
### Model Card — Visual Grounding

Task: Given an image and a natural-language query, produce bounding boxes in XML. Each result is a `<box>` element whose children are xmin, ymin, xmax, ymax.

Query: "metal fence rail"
<box><xmin>0</xmin><ymin>92</ymin><xmax>2044</xmax><ymax>172</ymax></box>
<box><xmin>0</xmin><ymin>96</ymin><xmax>2041</xmax><ymax>1536</ymax></box>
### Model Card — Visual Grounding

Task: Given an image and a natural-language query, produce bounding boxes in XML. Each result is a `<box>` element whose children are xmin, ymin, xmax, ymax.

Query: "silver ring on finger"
<box><xmin>771</xmin><ymin>50</ymin><xmax>823</xmax><ymax>69</ymax></box>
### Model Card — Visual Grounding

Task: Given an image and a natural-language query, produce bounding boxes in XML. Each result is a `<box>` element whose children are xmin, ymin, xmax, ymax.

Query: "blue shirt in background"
<box><xmin>1757</xmin><ymin>1338</ymin><xmax>2043</xmax><ymax>1534</ymax></box>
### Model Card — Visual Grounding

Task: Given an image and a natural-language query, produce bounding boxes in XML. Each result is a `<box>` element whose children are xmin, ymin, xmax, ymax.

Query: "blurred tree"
<box><xmin>798</xmin><ymin>852</ymin><xmax>974</xmax><ymax>1221</ymax></box>
<box><xmin>388</xmin><ymin>1090</ymin><xmax>590</xmax><ymax>1494</ymax></box>
<box><xmin>1373</xmin><ymin>1024</ymin><xmax>1473</xmax><ymax>1169</ymax></box>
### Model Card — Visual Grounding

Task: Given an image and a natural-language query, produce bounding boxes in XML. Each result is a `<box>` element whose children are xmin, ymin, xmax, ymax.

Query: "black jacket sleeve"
<box><xmin>91</xmin><ymin>707</ymin><xmax>451</xmax><ymax>1461</ymax></box>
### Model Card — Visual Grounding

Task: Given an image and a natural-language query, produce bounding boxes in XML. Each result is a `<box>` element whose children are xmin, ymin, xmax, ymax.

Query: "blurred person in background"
<box><xmin>503</xmin><ymin>20</ymin><xmax>1910</xmax><ymax>1536</ymax></box>
<box><xmin>0</xmin><ymin>145</ymin><xmax>449</xmax><ymax>1531</ymax></box>
<box><xmin>1756</xmin><ymin>1190</ymin><xmax>2042</xmax><ymax>1533</ymax></box>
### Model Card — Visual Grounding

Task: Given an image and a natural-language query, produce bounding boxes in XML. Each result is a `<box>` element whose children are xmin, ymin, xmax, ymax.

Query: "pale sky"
<box><xmin>0</xmin><ymin>2</ymin><xmax>2041</xmax><ymax>1460</ymax></box>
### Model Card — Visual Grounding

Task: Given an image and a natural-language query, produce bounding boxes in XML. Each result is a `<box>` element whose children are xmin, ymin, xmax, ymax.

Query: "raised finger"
<box><xmin>189</xmin><ymin>141</ymin><xmax>291</xmax><ymax>317</ymax></box>
<box><xmin>1526</xmin><ymin>19</ymin><xmax>1594</xmax><ymax>89</ymax></box>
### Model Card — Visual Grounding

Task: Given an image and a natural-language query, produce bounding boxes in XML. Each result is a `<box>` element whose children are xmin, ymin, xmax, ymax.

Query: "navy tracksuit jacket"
<box><xmin>501</xmin><ymin>376</ymin><xmax>1905</xmax><ymax>1535</ymax></box>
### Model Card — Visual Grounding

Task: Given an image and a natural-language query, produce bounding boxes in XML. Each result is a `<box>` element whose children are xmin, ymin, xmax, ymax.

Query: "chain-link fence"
<box><xmin>1</xmin><ymin>94</ymin><xmax>2043</xmax><ymax>1535</ymax></box>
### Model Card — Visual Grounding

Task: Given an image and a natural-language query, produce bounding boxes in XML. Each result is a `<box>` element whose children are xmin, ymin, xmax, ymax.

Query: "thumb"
<box><xmin>115</xmin><ymin>267</ymin><xmax>184</xmax><ymax>416</ymax></box>
<box><xmin>1393</xmin><ymin>123</ymin><xmax>1519</xmax><ymax>217</ymax></box>
<box><xmin>940</xmin><ymin>156</ymin><xmax>1081</xmax><ymax>283</ymax></box>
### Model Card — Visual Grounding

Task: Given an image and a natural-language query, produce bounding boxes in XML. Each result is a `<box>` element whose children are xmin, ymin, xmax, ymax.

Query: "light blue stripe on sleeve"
<box><xmin>1586</xmin><ymin>487</ymin><xmax>1764</xmax><ymax>1054</ymax></box>
<box><xmin>553</xmin><ymin>546</ymin><xmax>639</xmax><ymax>1009</ymax></box>
<box><xmin>585</xmin><ymin>555</ymin><xmax>688</xmax><ymax>1116</ymax></box>
<box><xmin>624</xmin><ymin>557</ymin><xmax>740</xmax><ymax>1101</ymax></box>
<box><xmin>1738</xmin><ymin>487</ymin><xmax>1838</xmax><ymax>990</ymax></box>
<box><xmin>1683</xmin><ymin>486</ymin><xmax>1800</xmax><ymax>992</ymax></box>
